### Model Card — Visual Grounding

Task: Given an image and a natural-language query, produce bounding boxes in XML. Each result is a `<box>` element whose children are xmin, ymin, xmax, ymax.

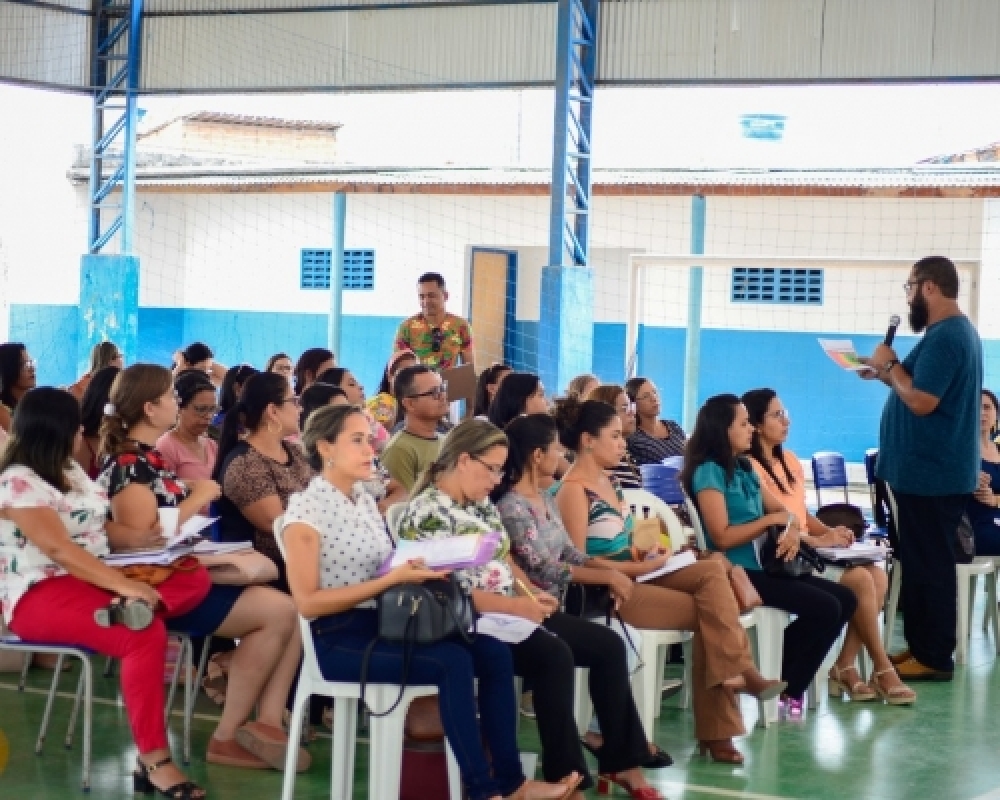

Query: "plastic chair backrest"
<box><xmin>683</xmin><ymin>494</ymin><xmax>709</xmax><ymax>551</ymax></box>
<box><xmin>811</xmin><ymin>451</ymin><xmax>849</xmax><ymax>504</ymax></box>
<box><xmin>385</xmin><ymin>503</ymin><xmax>406</xmax><ymax>538</ymax></box>
<box><xmin>883</xmin><ymin>485</ymin><xmax>900</xmax><ymax>542</ymax></box>
<box><xmin>639</xmin><ymin>464</ymin><xmax>686</xmax><ymax>505</ymax></box>
<box><xmin>622</xmin><ymin>488</ymin><xmax>683</xmax><ymax>552</ymax></box>
<box><xmin>273</xmin><ymin>514</ymin><xmax>326</xmax><ymax>684</ymax></box>
<box><xmin>864</xmin><ymin>448</ymin><xmax>878</xmax><ymax>486</ymax></box>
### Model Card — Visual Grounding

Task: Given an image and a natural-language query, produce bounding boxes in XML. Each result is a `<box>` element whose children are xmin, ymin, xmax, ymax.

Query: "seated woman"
<box><xmin>624</xmin><ymin>378</ymin><xmax>686</xmax><ymax>466</ymax></box>
<box><xmin>969</xmin><ymin>389</ymin><xmax>1000</xmax><ymax>555</ymax></box>
<box><xmin>0</xmin><ymin>342</ymin><xmax>36</xmax><ymax>434</ymax></box>
<box><xmin>496</xmin><ymin>414</ymin><xmax>673</xmax><ymax>771</ymax></box>
<box><xmin>212</xmin><ymin>364</ymin><xmax>259</xmax><ymax>436</ymax></box>
<box><xmin>282</xmin><ymin>405</ymin><xmax>579</xmax><ymax>800</ymax></box>
<box><xmin>368</xmin><ymin>349</ymin><xmax>418</xmax><ymax>427</ymax></box>
<box><xmin>100</xmin><ymin>364</ymin><xmax>307</xmax><ymax>772</ymax></box>
<box><xmin>316</xmin><ymin>367</ymin><xmax>390</xmax><ymax>452</ymax></box>
<box><xmin>474</xmin><ymin>363</ymin><xmax>513</xmax><ymax>420</ymax></box>
<box><xmin>157</xmin><ymin>371</ymin><xmax>220</xmax><ymax>509</ymax></box>
<box><xmin>678</xmin><ymin>394</ymin><xmax>858</xmax><ymax>718</ymax></box>
<box><xmin>173</xmin><ymin>342</ymin><xmax>227</xmax><ymax>389</ymax></box>
<box><xmin>265</xmin><ymin>353</ymin><xmax>294</xmax><ymax>384</ymax></box>
<box><xmin>565</xmin><ymin>374</ymin><xmax>599</xmax><ymax>402</ymax></box>
<box><xmin>487</xmin><ymin>372</ymin><xmax>550</xmax><ymax>429</ymax></box>
<box><xmin>292</xmin><ymin>348</ymin><xmax>335</xmax><ymax>396</ymax></box>
<box><xmin>553</xmin><ymin>398</ymin><xmax>783</xmax><ymax>763</ymax></box>
<box><xmin>585</xmin><ymin>385</ymin><xmax>642</xmax><ymax>489</ymax></box>
<box><xmin>742</xmin><ymin>388</ymin><xmax>915</xmax><ymax>705</ymax></box>
<box><xmin>399</xmin><ymin>419</ymin><xmax>659</xmax><ymax>798</ymax></box>
<box><xmin>2</xmin><ymin>387</ymin><xmax>211</xmax><ymax>799</ymax></box>
<box><xmin>299</xmin><ymin>383</ymin><xmax>348</xmax><ymax>430</ymax></box>
<box><xmin>73</xmin><ymin>365</ymin><xmax>120</xmax><ymax>479</ymax></box>
<box><xmin>69</xmin><ymin>341</ymin><xmax>123</xmax><ymax>401</ymax></box>
<box><xmin>213</xmin><ymin>372</ymin><xmax>314</xmax><ymax>584</ymax></box>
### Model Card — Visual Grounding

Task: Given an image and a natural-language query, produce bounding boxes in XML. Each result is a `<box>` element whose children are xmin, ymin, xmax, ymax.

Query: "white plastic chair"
<box><xmin>881</xmin><ymin>485</ymin><xmax>1000</xmax><ymax>665</ymax></box>
<box><xmin>0</xmin><ymin>634</ymin><xmax>94</xmax><ymax>790</ymax></box>
<box><xmin>164</xmin><ymin>632</ymin><xmax>214</xmax><ymax>765</ymax></box>
<box><xmin>274</xmin><ymin>516</ymin><xmax>461</xmax><ymax>800</ymax></box>
<box><xmin>683</xmin><ymin>494</ymin><xmax>784</xmax><ymax>727</ymax></box>
<box><xmin>385</xmin><ymin>502</ymin><xmax>407</xmax><ymax>538</ymax></box>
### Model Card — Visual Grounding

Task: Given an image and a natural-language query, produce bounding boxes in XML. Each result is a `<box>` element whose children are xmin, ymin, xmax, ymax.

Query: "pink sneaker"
<box><xmin>779</xmin><ymin>694</ymin><xmax>804</xmax><ymax>719</ymax></box>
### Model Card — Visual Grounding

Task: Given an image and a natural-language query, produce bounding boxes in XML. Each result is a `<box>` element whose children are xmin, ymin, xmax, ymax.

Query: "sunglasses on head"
<box><xmin>431</xmin><ymin>328</ymin><xmax>445</xmax><ymax>353</ymax></box>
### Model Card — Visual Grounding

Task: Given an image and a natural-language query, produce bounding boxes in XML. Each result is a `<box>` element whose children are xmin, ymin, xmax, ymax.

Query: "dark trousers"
<box><xmin>894</xmin><ymin>490</ymin><xmax>967</xmax><ymax>672</ymax></box>
<box><xmin>509</xmin><ymin>611</ymin><xmax>650</xmax><ymax>789</ymax></box>
<box><xmin>746</xmin><ymin>572</ymin><xmax>857</xmax><ymax>698</ymax></box>
<box><xmin>312</xmin><ymin>609</ymin><xmax>523</xmax><ymax>800</ymax></box>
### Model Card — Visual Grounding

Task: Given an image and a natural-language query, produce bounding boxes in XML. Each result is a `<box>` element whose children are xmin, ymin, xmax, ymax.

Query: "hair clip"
<box><xmin>103</xmin><ymin>402</ymin><xmax>116</xmax><ymax>415</ymax></box>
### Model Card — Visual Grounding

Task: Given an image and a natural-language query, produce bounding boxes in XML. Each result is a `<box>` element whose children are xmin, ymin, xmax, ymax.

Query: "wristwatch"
<box><xmin>882</xmin><ymin>359</ymin><xmax>899</xmax><ymax>375</ymax></box>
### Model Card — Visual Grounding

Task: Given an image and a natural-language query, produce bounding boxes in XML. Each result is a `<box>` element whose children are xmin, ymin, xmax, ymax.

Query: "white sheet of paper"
<box><xmin>636</xmin><ymin>549</ymin><xmax>698</xmax><ymax>583</ymax></box>
<box><xmin>817</xmin><ymin>338</ymin><xmax>868</xmax><ymax>372</ymax></box>
<box><xmin>389</xmin><ymin>536</ymin><xmax>480</xmax><ymax>570</ymax></box>
<box><xmin>814</xmin><ymin>542</ymin><xmax>887</xmax><ymax>561</ymax></box>
<box><xmin>475</xmin><ymin>613</ymin><xmax>540</xmax><ymax>643</ymax></box>
<box><xmin>163</xmin><ymin>515</ymin><xmax>218</xmax><ymax>548</ymax></box>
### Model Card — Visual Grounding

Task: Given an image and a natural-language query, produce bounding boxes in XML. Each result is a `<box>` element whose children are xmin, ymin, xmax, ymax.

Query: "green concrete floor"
<box><xmin>2</xmin><ymin>604</ymin><xmax>1000</xmax><ymax>800</ymax></box>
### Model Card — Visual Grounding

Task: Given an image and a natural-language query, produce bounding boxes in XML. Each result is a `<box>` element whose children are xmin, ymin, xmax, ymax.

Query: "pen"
<box><xmin>515</xmin><ymin>577</ymin><xmax>542</xmax><ymax>606</ymax></box>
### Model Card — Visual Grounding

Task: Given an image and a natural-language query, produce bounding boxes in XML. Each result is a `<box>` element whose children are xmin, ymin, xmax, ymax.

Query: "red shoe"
<box><xmin>595</xmin><ymin>773</ymin><xmax>665</xmax><ymax>799</ymax></box>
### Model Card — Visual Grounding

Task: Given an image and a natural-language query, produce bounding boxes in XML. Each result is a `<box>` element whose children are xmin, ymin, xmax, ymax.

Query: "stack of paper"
<box><xmin>637</xmin><ymin>549</ymin><xmax>698</xmax><ymax>582</ymax></box>
<box><xmin>814</xmin><ymin>542</ymin><xmax>888</xmax><ymax>562</ymax></box>
<box><xmin>104</xmin><ymin>515</ymin><xmax>220</xmax><ymax>567</ymax></box>
<box><xmin>376</xmin><ymin>532</ymin><xmax>502</xmax><ymax>575</ymax></box>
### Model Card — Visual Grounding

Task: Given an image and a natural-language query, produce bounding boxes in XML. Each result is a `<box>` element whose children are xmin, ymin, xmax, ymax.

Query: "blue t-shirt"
<box><xmin>691</xmin><ymin>459</ymin><xmax>763</xmax><ymax>570</ymax></box>
<box><xmin>967</xmin><ymin>459</ymin><xmax>1000</xmax><ymax>555</ymax></box>
<box><xmin>876</xmin><ymin>314</ymin><xmax>982</xmax><ymax>496</ymax></box>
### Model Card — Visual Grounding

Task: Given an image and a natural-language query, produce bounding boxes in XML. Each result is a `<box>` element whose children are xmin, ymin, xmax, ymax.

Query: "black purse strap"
<box><xmin>359</xmin><ymin>611</ymin><xmax>417</xmax><ymax>718</ymax></box>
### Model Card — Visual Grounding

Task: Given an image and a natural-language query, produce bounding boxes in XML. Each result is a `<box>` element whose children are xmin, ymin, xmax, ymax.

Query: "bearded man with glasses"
<box><xmin>381</xmin><ymin>365</ymin><xmax>452</xmax><ymax>491</ymax></box>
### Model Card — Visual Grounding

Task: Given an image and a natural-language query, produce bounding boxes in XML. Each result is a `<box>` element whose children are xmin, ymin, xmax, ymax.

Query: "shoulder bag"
<box><xmin>758</xmin><ymin>524</ymin><xmax>825</xmax><ymax>578</ymax></box>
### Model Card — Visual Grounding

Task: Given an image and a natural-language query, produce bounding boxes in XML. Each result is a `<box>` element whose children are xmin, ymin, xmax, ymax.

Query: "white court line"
<box><xmin>655</xmin><ymin>782</ymin><xmax>798</xmax><ymax>800</ymax></box>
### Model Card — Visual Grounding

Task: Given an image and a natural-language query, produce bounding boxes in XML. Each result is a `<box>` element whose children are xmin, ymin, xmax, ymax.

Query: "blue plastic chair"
<box><xmin>811</xmin><ymin>451</ymin><xmax>849</xmax><ymax>506</ymax></box>
<box><xmin>640</xmin><ymin>464</ymin><xmax>686</xmax><ymax>505</ymax></box>
<box><xmin>661</xmin><ymin>456</ymin><xmax>684</xmax><ymax>469</ymax></box>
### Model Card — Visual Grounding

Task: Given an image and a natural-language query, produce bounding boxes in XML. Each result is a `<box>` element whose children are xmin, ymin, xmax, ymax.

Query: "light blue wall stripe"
<box><xmin>12</xmin><ymin>303</ymin><xmax>1000</xmax><ymax>463</ymax></box>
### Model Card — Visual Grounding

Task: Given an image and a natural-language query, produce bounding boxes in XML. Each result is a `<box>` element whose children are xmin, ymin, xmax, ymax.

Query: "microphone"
<box><xmin>884</xmin><ymin>314</ymin><xmax>901</xmax><ymax>347</ymax></box>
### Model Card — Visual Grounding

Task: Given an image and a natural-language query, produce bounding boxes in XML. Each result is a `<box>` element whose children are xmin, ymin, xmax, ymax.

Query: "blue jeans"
<box><xmin>311</xmin><ymin>609</ymin><xmax>523</xmax><ymax>800</ymax></box>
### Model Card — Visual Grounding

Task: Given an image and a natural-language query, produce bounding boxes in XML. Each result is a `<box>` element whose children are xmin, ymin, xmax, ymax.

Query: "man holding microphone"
<box><xmin>860</xmin><ymin>255</ymin><xmax>982</xmax><ymax>681</ymax></box>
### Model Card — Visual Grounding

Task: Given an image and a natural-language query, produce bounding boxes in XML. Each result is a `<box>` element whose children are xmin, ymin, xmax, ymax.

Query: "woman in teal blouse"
<box><xmin>680</xmin><ymin>394</ymin><xmax>858</xmax><ymax>718</ymax></box>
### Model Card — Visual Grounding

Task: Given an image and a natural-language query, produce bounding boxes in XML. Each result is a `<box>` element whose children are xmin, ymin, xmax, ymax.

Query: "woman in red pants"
<box><xmin>0</xmin><ymin>387</ymin><xmax>211</xmax><ymax>800</ymax></box>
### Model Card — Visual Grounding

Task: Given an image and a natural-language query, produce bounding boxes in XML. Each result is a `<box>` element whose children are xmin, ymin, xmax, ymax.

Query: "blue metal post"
<box><xmin>120</xmin><ymin>0</ymin><xmax>143</xmax><ymax>254</ymax></box>
<box><xmin>328</xmin><ymin>192</ymin><xmax>347</xmax><ymax>357</ymax></box>
<box><xmin>682</xmin><ymin>195</ymin><xmax>706</xmax><ymax>430</ymax></box>
<box><xmin>540</xmin><ymin>0</ymin><xmax>598</xmax><ymax>393</ymax></box>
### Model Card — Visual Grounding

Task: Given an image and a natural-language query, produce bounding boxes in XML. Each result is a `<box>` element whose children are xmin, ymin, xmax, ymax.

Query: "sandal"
<box><xmin>95</xmin><ymin>598</ymin><xmax>154</xmax><ymax>631</ymax></box>
<box><xmin>206</xmin><ymin>736</ymin><xmax>270</xmax><ymax>769</ymax></box>
<box><xmin>869</xmin><ymin>668</ymin><xmax>917</xmax><ymax>706</ymax></box>
<box><xmin>201</xmin><ymin>654</ymin><xmax>229</xmax><ymax>707</ymax></box>
<box><xmin>134</xmin><ymin>756</ymin><xmax>206</xmax><ymax>799</ymax></box>
<box><xmin>829</xmin><ymin>665</ymin><xmax>876</xmax><ymax>702</ymax></box>
<box><xmin>236</xmin><ymin>721</ymin><xmax>312</xmax><ymax>772</ymax></box>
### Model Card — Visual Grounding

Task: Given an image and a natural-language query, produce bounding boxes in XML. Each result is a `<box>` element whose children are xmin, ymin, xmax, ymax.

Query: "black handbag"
<box><xmin>360</xmin><ymin>575</ymin><xmax>477</xmax><ymax>716</ymax></box>
<box><xmin>759</xmin><ymin>525</ymin><xmax>826</xmax><ymax>578</ymax></box>
<box><xmin>562</xmin><ymin>582</ymin><xmax>614</xmax><ymax>624</ymax></box>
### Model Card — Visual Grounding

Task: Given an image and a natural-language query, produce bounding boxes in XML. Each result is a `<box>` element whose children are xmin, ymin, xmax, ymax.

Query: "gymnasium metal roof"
<box><xmin>6</xmin><ymin>0</ymin><xmax>1000</xmax><ymax>93</ymax></box>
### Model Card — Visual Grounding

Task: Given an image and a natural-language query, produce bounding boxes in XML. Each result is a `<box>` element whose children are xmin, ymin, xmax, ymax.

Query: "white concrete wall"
<box><xmin>53</xmin><ymin>187</ymin><xmax>988</xmax><ymax>337</ymax></box>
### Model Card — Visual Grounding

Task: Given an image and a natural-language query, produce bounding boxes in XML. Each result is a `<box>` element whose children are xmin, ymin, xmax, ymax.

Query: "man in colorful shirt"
<box><xmin>394</xmin><ymin>272</ymin><xmax>475</xmax><ymax>371</ymax></box>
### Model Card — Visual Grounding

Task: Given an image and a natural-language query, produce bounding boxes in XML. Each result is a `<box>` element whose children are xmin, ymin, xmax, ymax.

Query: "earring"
<box><xmin>267</xmin><ymin>419</ymin><xmax>281</xmax><ymax>435</ymax></box>
<box><xmin>326</xmin><ymin>459</ymin><xmax>335</xmax><ymax>468</ymax></box>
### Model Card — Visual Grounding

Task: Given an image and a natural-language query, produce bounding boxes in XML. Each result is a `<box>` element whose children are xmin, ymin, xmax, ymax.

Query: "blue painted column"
<box><xmin>540</xmin><ymin>0</ymin><xmax>598</xmax><ymax>394</ymax></box>
<box><xmin>682</xmin><ymin>194</ymin><xmax>706</xmax><ymax>430</ymax></box>
<box><xmin>328</xmin><ymin>192</ymin><xmax>347</xmax><ymax>357</ymax></box>
<box><xmin>78</xmin><ymin>255</ymin><xmax>139</xmax><ymax>372</ymax></box>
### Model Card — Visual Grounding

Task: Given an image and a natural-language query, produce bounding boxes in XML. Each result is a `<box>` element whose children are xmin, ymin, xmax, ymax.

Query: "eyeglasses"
<box><xmin>20</xmin><ymin>360</ymin><xmax>36</xmax><ymax>371</ymax></box>
<box><xmin>408</xmin><ymin>381</ymin><xmax>448</xmax><ymax>400</ymax></box>
<box><xmin>617</xmin><ymin>402</ymin><xmax>637</xmax><ymax>415</ymax></box>
<box><xmin>903</xmin><ymin>279</ymin><xmax>925</xmax><ymax>294</ymax></box>
<box><xmin>190</xmin><ymin>404</ymin><xmax>220</xmax><ymax>417</ymax></box>
<box><xmin>430</xmin><ymin>328</ymin><xmax>445</xmax><ymax>353</ymax></box>
<box><xmin>766</xmin><ymin>409</ymin><xmax>791</xmax><ymax>422</ymax></box>
<box><xmin>280</xmin><ymin>396</ymin><xmax>301</xmax><ymax>408</ymax></box>
<box><xmin>472</xmin><ymin>455</ymin><xmax>505</xmax><ymax>479</ymax></box>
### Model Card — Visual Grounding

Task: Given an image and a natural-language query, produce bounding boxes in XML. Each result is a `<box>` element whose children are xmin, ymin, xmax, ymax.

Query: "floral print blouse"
<box><xmin>98</xmin><ymin>442</ymin><xmax>190</xmax><ymax>507</ymax></box>
<box><xmin>0</xmin><ymin>463</ymin><xmax>110</xmax><ymax>623</ymax></box>
<box><xmin>397</xmin><ymin>486</ymin><xmax>512</xmax><ymax>596</ymax></box>
<box><xmin>496</xmin><ymin>489</ymin><xmax>588</xmax><ymax>596</ymax></box>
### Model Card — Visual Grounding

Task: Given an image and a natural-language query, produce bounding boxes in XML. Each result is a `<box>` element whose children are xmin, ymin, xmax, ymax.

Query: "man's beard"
<box><xmin>909</xmin><ymin>293</ymin><xmax>929</xmax><ymax>333</ymax></box>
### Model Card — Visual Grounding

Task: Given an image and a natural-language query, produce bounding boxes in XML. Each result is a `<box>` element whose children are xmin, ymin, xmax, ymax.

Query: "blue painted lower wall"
<box><xmin>12</xmin><ymin>303</ymin><xmax>1000</xmax><ymax>463</ymax></box>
